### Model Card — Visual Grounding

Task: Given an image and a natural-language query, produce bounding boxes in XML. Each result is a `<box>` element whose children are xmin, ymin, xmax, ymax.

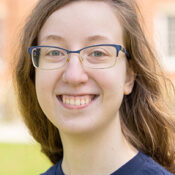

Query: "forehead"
<box><xmin>38</xmin><ymin>1</ymin><xmax>123</xmax><ymax>46</ymax></box>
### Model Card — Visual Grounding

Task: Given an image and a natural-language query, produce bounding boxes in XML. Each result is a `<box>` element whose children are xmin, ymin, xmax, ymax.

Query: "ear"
<box><xmin>124</xmin><ymin>65</ymin><xmax>135</xmax><ymax>95</ymax></box>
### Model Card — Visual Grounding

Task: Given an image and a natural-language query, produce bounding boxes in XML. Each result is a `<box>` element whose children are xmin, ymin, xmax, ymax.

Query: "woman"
<box><xmin>14</xmin><ymin>0</ymin><xmax>175</xmax><ymax>174</ymax></box>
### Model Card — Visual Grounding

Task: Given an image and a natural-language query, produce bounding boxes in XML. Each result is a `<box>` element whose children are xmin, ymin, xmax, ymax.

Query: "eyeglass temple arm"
<box><xmin>119</xmin><ymin>46</ymin><xmax>130</xmax><ymax>59</ymax></box>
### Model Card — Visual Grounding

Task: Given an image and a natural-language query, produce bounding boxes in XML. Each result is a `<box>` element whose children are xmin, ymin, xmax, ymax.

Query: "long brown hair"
<box><xmin>13</xmin><ymin>0</ymin><xmax>175</xmax><ymax>173</ymax></box>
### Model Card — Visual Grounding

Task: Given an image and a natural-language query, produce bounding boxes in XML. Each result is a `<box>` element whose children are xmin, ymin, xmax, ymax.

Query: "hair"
<box><xmin>13</xmin><ymin>0</ymin><xmax>175</xmax><ymax>173</ymax></box>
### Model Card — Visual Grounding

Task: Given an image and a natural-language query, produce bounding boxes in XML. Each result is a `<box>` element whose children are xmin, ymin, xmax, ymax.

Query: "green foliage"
<box><xmin>0</xmin><ymin>143</ymin><xmax>52</xmax><ymax>175</ymax></box>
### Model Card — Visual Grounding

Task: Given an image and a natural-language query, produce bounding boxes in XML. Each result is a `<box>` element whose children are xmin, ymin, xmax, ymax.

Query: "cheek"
<box><xmin>35</xmin><ymin>72</ymin><xmax>50</xmax><ymax>97</ymax></box>
<box><xmin>35</xmin><ymin>70</ymin><xmax>60</xmax><ymax>95</ymax></box>
<box><xmin>93</xmin><ymin>64</ymin><xmax>127</xmax><ymax>112</ymax></box>
<box><xmin>35</xmin><ymin>71</ymin><xmax>60</xmax><ymax>111</ymax></box>
<box><xmin>93</xmin><ymin>67</ymin><xmax>126</xmax><ymax>93</ymax></box>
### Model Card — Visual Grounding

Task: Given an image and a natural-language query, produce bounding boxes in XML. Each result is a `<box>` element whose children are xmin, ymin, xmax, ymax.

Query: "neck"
<box><xmin>60</xmin><ymin>116</ymin><xmax>138</xmax><ymax>175</ymax></box>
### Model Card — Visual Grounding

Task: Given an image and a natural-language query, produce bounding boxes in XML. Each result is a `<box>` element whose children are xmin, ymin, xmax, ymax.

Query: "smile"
<box><xmin>57</xmin><ymin>94</ymin><xmax>99</xmax><ymax>109</ymax></box>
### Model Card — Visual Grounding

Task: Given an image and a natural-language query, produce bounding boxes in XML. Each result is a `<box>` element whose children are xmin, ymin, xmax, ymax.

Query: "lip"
<box><xmin>57</xmin><ymin>94</ymin><xmax>99</xmax><ymax>109</ymax></box>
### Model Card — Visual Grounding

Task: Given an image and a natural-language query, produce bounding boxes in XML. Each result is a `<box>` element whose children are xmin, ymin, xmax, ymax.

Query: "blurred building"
<box><xmin>139</xmin><ymin>0</ymin><xmax>175</xmax><ymax>81</ymax></box>
<box><xmin>0</xmin><ymin>0</ymin><xmax>38</xmax><ymax>121</ymax></box>
<box><xmin>0</xmin><ymin>0</ymin><xmax>174</xmax><ymax>121</ymax></box>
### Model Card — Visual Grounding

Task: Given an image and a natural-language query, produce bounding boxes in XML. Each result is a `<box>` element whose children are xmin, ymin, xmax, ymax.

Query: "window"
<box><xmin>168</xmin><ymin>16</ymin><xmax>175</xmax><ymax>57</ymax></box>
<box><xmin>154</xmin><ymin>5</ymin><xmax>175</xmax><ymax>72</ymax></box>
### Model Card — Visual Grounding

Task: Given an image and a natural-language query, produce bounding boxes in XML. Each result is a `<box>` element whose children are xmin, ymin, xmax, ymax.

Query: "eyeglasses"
<box><xmin>28</xmin><ymin>44</ymin><xmax>130</xmax><ymax>70</ymax></box>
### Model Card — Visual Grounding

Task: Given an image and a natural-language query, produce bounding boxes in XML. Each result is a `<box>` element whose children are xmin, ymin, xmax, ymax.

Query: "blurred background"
<box><xmin>0</xmin><ymin>0</ymin><xmax>175</xmax><ymax>174</ymax></box>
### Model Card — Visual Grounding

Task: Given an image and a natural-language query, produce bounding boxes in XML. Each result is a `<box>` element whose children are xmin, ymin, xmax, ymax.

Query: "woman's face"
<box><xmin>36</xmin><ymin>1</ymin><xmax>134</xmax><ymax>134</ymax></box>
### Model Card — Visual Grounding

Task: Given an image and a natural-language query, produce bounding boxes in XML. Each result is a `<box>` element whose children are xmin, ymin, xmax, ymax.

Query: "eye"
<box><xmin>90</xmin><ymin>50</ymin><xmax>107</xmax><ymax>57</ymax></box>
<box><xmin>47</xmin><ymin>50</ymin><xmax>64</xmax><ymax>56</ymax></box>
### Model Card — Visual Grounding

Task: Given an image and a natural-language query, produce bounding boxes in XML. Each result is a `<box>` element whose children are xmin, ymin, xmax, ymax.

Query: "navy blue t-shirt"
<box><xmin>40</xmin><ymin>151</ymin><xmax>173</xmax><ymax>175</ymax></box>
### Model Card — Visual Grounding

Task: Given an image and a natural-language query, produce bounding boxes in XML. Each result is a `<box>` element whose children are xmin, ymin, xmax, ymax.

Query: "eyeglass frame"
<box><xmin>28</xmin><ymin>44</ymin><xmax>130</xmax><ymax>69</ymax></box>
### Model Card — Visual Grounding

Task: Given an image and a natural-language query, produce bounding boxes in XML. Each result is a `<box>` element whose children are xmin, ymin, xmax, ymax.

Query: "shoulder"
<box><xmin>40</xmin><ymin>162</ymin><xmax>59</xmax><ymax>175</ymax></box>
<box><xmin>135</xmin><ymin>152</ymin><xmax>173</xmax><ymax>175</ymax></box>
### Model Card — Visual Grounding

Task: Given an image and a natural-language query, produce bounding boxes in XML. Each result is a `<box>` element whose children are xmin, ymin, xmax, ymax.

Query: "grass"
<box><xmin>0</xmin><ymin>143</ymin><xmax>52</xmax><ymax>175</ymax></box>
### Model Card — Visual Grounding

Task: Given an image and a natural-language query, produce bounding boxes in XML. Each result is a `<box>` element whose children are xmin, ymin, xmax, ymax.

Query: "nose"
<box><xmin>62</xmin><ymin>54</ymin><xmax>89</xmax><ymax>86</ymax></box>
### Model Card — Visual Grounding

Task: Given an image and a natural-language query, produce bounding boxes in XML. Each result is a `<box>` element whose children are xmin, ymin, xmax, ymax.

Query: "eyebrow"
<box><xmin>41</xmin><ymin>34</ymin><xmax>112</xmax><ymax>43</ymax></box>
<box><xmin>85</xmin><ymin>35</ymin><xmax>112</xmax><ymax>42</ymax></box>
<box><xmin>41</xmin><ymin>35</ymin><xmax>65</xmax><ymax>42</ymax></box>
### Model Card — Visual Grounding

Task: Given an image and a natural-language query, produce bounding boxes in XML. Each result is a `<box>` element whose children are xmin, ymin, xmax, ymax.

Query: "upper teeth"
<box><xmin>62</xmin><ymin>95</ymin><xmax>94</xmax><ymax>106</ymax></box>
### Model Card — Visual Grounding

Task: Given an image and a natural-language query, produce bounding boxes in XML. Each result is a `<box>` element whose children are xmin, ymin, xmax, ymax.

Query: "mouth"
<box><xmin>57</xmin><ymin>94</ymin><xmax>99</xmax><ymax>109</ymax></box>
